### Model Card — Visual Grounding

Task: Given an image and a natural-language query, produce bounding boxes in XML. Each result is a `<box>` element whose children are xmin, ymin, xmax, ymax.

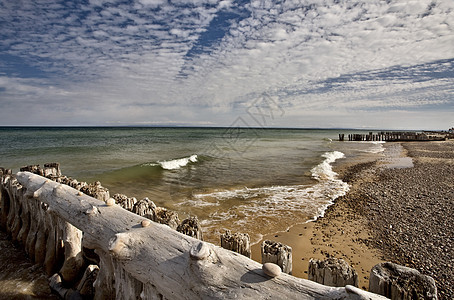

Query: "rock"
<box><xmin>369</xmin><ymin>262</ymin><xmax>437</xmax><ymax>300</ymax></box>
<box><xmin>141</xmin><ymin>219</ymin><xmax>151</xmax><ymax>228</ymax></box>
<box><xmin>308</xmin><ymin>257</ymin><xmax>358</xmax><ymax>287</ymax></box>
<box><xmin>262</xmin><ymin>263</ymin><xmax>282</xmax><ymax>277</ymax></box>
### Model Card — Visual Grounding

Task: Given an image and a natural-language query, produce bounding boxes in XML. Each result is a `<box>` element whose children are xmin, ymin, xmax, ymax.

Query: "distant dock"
<box><xmin>338</xmin><ymin>131</ymin><xmax>452</xmax><ymax>142</ymax></box>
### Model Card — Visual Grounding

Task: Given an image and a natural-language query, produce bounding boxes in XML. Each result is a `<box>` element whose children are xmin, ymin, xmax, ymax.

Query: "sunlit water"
<box><xmin>0</xmin><ymin>127</ymin><xmax>384</xmax><ymax>244</ymax></box>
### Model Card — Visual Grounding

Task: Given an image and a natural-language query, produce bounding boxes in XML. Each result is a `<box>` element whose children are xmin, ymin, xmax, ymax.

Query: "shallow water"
<box><xmin>0</xmin><ymin>127</ymin><xmax>384</xmax><ymax>243</ymax></box>
<box><xmin>0</xmin><ymin>231</ymin><xmax>57</xmax><ymax>299</ymax></box>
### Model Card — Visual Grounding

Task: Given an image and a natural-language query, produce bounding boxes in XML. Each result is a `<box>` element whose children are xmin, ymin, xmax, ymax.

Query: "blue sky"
<box><xmin>0</xmin><ymin>0</ymin><xmax>453</xmax><ymax>129</ymax></box>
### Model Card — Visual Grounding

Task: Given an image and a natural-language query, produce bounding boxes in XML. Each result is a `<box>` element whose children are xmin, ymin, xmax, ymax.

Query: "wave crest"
<box><xmin>142</xmin><ymin>154</ymin><xmax>198</xmax><ymax>170</ymax></box>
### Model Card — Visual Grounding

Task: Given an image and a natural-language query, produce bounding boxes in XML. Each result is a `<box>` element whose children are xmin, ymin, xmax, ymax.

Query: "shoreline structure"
<box><xmin>1</xmin><ymin>140</ymin><xmax>452</xmax><ymax>298</ymax></box>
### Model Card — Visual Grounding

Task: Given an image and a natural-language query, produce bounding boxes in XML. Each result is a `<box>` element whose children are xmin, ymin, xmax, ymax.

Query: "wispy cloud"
<box><xmin>0</xmin><ymin>0</ymin><xmax>453</xmax><ymax>128</ymax></box>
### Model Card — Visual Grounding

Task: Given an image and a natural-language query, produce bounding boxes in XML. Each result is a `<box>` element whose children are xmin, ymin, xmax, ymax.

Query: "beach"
<box><xmin>253</xmin><ymin>140</ymin><xmax>454</xmax><ymax>299</ymax></box>
<box><xmin>1</xmin><ymin>128</ymin><xmax>453</xmax><ymax>298</ymax></box>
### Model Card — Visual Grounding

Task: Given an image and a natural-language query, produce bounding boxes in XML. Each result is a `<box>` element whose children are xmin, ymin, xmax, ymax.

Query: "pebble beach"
<box><xmin>253</xmin><ymin>140</ymin><xmax>453</xmax><ymax>299</ymax></box>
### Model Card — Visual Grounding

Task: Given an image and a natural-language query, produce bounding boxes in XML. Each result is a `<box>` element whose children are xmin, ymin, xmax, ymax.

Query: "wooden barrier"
<box><xmin>341</xmin><ymin>131</ymin><xmax>448</xmax><ymax>142</ymax></box>
<box><xmin>0</xmin><ymin>171</ymin><xmax>388</xmax><ymax>299</ymax></box>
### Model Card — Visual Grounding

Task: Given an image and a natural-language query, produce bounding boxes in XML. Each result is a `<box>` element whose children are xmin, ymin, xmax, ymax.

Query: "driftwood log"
<box><xmin>0</xmin><ymin>171</ymin><xmax>390</xmax><ymax>299</ymax></box>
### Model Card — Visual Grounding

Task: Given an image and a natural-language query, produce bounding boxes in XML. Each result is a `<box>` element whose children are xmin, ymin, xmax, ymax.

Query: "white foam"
<box><xmin>190</xmin><ymin>151</ymin><xmax>350</xmax><ymax>243</ymax></box>
<box><xmin>158</xmin><ymin>154</ymin><xmax>198</xmax><ymax>170</ymax></box>
<box><xmin>311</xmin><ymin>151</ymin><xmax>345</xmax><ymax>181</ymax></box>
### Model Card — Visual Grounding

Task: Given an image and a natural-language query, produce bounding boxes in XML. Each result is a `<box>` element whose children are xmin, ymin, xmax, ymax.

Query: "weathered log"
<box><xmin>113</xmin><ymin>259</ymin><xmax>143</xmax><ymax>299</ymax></box>
<box><xmin>34</xmin><ymin>202</ymin><xmax>49</xmax><ymax>265</ymax></box>
<box><xmin>93</xmin><ymin>248</ymin><xmax>116</xmax><ymax>300</ymax></box>
<box><xmin>59</xmin><ymin>221</ymin><xmax>86</xmax><ymax>284</ymax></box>
<box><xmin>177</xmin><ymin>216</ymin><xmax>203</xmax><ymax>240</ymax></box>
<box><xmin>16</xmin><ymin>172</ymin><xmax>388</xmax><ymax>299</ymax></box>
<box><xmin>77</xmin><ymin>264</ymin><xmax>99</xmax><ymax>297</ymax></box>
<box><xmin>25</xmin><ymin>195</ymin><xmax>40</xmax><ymax>259</ymax></box>
<box><xmin>0</xmin><ymin>177</ymin><xmax>11</xmax><ymax>230</ymax></box>
<box><xmin>220</xmin><ymin>230</ymin><xmax>250</xmax><ymax>258</ymax></box>
<box><xmin>261</xmin><ymin>240</ymin><xmax>292</xmax><ymax>274</ymax></box>
<box><xmin>16</xmin><ymin>190</ymin><xmax>31</xmax><ymax>246</ymax></box>
<box><xmin>82</xmin><ymin>234</ymin><xmax>116</xmax><ymax>299</ymax></box>
<box><xmin>308</xmin><ymin>257</ymin><xmax>358</xmax><ymax>287</ymax></box>
<box><xmin>6</xmin><ymin>179</ymin><xmax>22</xmax><ymax>239</ymax></box>
<box><xmin>369</xmin><ymin>262</ymin><xmax>437</xmax><ymax>300</ymax></box>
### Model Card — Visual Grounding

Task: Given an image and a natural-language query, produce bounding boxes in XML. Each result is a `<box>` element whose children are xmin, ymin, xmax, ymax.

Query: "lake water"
<box><xmin>0</xmin><ymin>127</ymin><xmax>384</xmax><ymax>243</ymax></box>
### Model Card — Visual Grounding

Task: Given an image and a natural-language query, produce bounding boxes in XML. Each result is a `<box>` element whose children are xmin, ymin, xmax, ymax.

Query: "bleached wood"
<box><xmin>59</xmin><ymin>221</ymin><xmax>85</xmax><ymax>284</ymax></box>
<box><xmin>15</xmin><ymin>172</ymin><xmax>388</xmax><ymax>300</ymax></box>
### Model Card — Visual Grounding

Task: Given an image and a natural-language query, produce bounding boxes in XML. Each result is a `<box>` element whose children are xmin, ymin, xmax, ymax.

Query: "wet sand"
<box><xmin>252</xmin><ymin>140</ymin><xmax>454</xmax><ymax>299</ymax></box>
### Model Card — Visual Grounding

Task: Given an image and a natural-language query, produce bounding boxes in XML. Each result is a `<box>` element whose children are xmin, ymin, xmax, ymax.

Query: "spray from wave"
<box><xmin>142</xmin><ymin>154</ymin><xmax>198</xmax><ymax>170</ymax></box>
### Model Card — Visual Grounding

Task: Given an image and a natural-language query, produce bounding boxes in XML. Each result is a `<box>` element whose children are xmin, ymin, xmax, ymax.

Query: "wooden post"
<box><xmin>261</xmin><ymin>240</ymin><xmax>292</xmax><ymax>274</ymax></box>
<box><xmin>132</xmin><ymin>197</ymin><xmax>156</xmax><ymax>220</ymax></box>
<box><xmin>369</xmin><ymin>262</ymin><xmax>437</xmax><ymax>300</ymax></box>
<box><xmin>113</xmin><ymin>194</ymin><xmax>138</xmax><ymax>212</ymax></box>
<box><xmin>154</xmin><ymin>207</ymin><xmax>180</xmax><ymax>230</ymax></box>
<box><xmin>308</xmin><ymin>258</ymin><xmax>358</xmax><ymax>287</ymax></box>
<box><xmin>43</xmin><ymin>162</ymin><xmax>61</xmax><ymax>178</ymax></box>
<box><xmin>177</xmin><ymin>217</ymin><xmax>203</xmax><ymax>240</ymax></box>
<box><xmin>220</xmin><ymin>230</ymin><xmax>251</xmax><ymax>258</ymax></box>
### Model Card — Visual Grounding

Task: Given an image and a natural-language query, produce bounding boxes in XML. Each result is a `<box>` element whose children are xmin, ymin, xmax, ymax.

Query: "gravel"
<box><xmin>341</xmin><ymin>141</ymin><xmax>454</xmax><ymax>299</ymax></box>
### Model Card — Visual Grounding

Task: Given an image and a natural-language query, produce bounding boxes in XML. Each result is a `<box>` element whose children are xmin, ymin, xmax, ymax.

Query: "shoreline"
<box><xmin>253</xmin><ymin>140</ymin><xmax>454</xmax><ymax>298</ymax></box>
<box><xmin>251</xmin><ymin>152</ymin><xmax>385</xmax><ymax>290</ymax></box>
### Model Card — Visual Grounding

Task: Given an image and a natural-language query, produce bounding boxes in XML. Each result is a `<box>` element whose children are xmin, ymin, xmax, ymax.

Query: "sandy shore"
<box><xmin>252</xmin><ymin>140</ymin><xmax>454</xmax><ymax>299</ymax></box>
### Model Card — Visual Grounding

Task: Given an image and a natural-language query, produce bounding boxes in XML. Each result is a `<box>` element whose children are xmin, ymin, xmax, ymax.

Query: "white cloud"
<box><xmin>0</xmin><ymin>0</ymin><xmax>453</xmax><ymax>128</ymax></box>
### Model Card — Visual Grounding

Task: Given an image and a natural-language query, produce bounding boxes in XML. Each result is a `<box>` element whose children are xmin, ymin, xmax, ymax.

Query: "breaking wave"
<box><xmin>142</xmin><ymin>154</ymin><xmax>198</xmax><ymax>170</ymax></box>
<box><xmin>184</xmin><ymin>151</ymin><xmax>349</xmax><ymax>243</ymax></box>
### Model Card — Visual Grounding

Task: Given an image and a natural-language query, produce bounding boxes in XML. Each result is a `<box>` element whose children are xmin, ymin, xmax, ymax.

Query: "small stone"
<box><xmin>106</xmin><ymin>198</ymin><xmax>115</xmax><ymax>206</ymax></box>
<box><xmin>262</xmin><ymin>262</ymin><xmax>281</xmax><ymax>277</ymax></box>
<box><xmin>78</xmin><ymin>191</ymin><xmax>84</xmax><ymax>196</ymax></box>
<box><xmin>190</xmin><ymin>242</ymin><xmax>210</xmax><ymax>260</ymax></box>
<box><xmin>141</xmin><ymin>219</ymin><xmax>151</xmax><ymax>227</ymax></box>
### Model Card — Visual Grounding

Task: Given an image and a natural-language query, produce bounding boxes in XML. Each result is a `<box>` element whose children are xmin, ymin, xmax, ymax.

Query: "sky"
<box><xmin>0</xmin><ymin>0</ymin><xmax>453</xmax><ymax>129</ymax></box>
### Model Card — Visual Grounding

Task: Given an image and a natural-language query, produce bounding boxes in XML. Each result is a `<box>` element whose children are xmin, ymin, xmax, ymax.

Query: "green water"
<box><xmin>0</xmin><ymin>127</ymin><xmax>383</xmax><ymax>242</ymax></box>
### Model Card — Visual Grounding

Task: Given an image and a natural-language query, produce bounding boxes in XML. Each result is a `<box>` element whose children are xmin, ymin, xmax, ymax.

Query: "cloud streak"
<box><xmin>0</xmin><ymin>0</ymin><xmax>453</xmax><ymax>129</ymax></box>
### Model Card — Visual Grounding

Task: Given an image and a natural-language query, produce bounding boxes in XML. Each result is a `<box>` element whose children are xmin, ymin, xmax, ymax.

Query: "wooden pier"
<box><xmin>338</xmin><ymin>131</ymin><xmax>449</xmax><ymax>142</ymax></box>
